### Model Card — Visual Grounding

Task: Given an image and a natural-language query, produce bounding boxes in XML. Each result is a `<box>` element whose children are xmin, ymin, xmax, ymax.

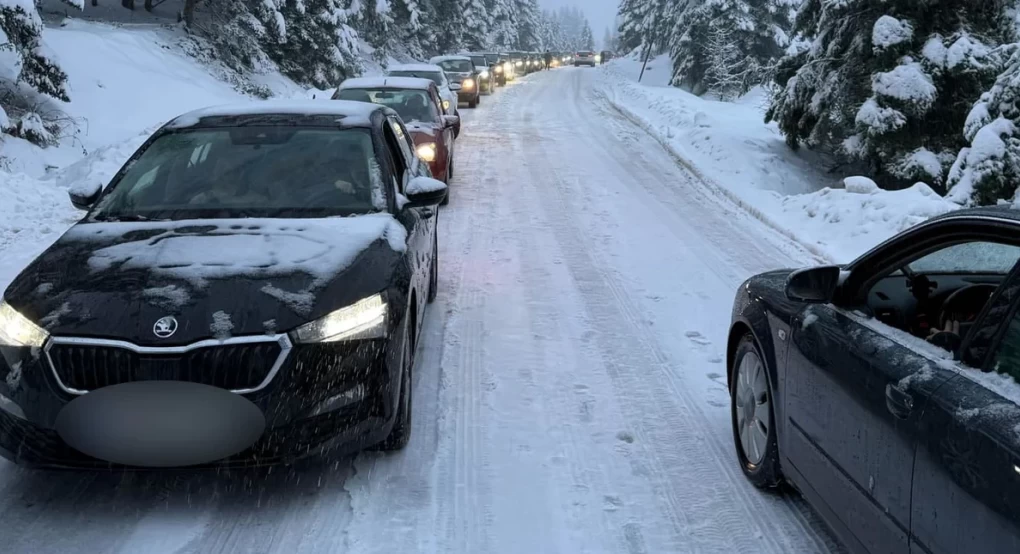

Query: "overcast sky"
<box><xmin>540</xmin><ymin>0</ymin><xmax>620</xmax><ymax>44</ymax></box>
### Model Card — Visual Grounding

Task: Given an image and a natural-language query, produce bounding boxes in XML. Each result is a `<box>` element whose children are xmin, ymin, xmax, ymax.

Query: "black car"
<box><xmin>728</xmin><ymin>206</ymin><xmax>1020</xmax><ymax>553</ymax></box>
<box><xmin>0</xmin><ymin>100</ymin><xmax>447</xmax><ymax>469</ymax></box>
<box><xmin>484</xmin><ymin>52</ymin><xmax>508</xmax><ymax>86</ymax></box>
<box><xmin>429</xmin><ymin>55</ymin><xmax>482</xmax><ymax>108</ymax></box>
<box><xmin>462</xmin><ymin>53</ymin><xmax>496</xmax><ymax>94</ymax></box>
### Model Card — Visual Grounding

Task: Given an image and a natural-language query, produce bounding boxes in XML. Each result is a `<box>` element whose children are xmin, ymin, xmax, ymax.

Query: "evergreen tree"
<box><xmin>461</xmin><ymin>0</ymin><xmax>491</xmax><ymax>51</ymax></box>
<box><xmin>580</xmin><ymin>20</ymin><xmax>594</xmax><ymax>51</ymax></box>
<box><xmin>352</xmin><ymin>0</ymin><xmax>394</xmax><ymax>62</ymax></box>
<box><xmin>515</xmin><ymin>0</ymin><xmax>541</xmax><ymax>51</ymax></box>
<box><xmin>267</xmin><ymin>0</ymin><xmax>362</xmax><ymax>89</ymax></box>
<box><xmin>389</xmin><ymin>0</ymin><xmax>436</xmax><ymax>58</ymax></box>
<box><xmin>434</xmin><ymin>0</ymin><xmax>466</xmax><ymax>53</ymax></box>
<box><xmin>488</xmin><ymin>0</ymin><xmax>517</xmax><ymax>50</ymax></box>
<box><xmin>0</xmin><ymin>0</ymin><xmax>79</xmax><ymax>103</ymax></box>
<box><xmin>767</xmin><ymin>0</ymin><xmax>1014</xmax><ymax>191</ymax></box>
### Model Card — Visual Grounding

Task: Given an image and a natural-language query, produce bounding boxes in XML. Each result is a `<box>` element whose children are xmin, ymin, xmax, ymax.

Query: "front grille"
<box><xmin>46</xmin><ymin>339</ymin><xmax>286</xmax><ymax>393</ymax></box>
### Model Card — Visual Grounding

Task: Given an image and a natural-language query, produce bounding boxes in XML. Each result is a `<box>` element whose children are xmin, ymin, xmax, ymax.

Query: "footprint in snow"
<box><xmin>616</xmin><ymin>431</ymin><xmax>635</xmax><ymax>444</ymax></box>
<box><xmin>685</xmin><ymin>331</ymin><xmax>711</xmax><ymax>345</ymax></box>
<box><xmin>602</xmin><ymin>495</ymin><xmax>624</xmax><ymax>511</ymax></box>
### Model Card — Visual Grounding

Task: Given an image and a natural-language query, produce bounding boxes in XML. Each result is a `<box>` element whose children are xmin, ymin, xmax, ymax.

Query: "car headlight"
<box><xmin>515</xmin><ymin>61</ymin><xmax>523</xmax><ymax>67</ymax></box>
<box><xmin>442</xmin><ymin>99</ymin><xmax>450</xmax><ymax>110</ymax></box>
<box><xmin>293</xmin><ymin>294</ymin><xmax>387</xmax><ymax>343</ymax></box>
<box><xmin>494</xmin><ymin>66</ymin><xmax>503</xmax><ymax>73</ymax></box>
<box><xmin>0</xmin><ymin>300</ymin><xmax>48</xmax><ymax>347</ymax></box>
<box><xmin>462</xmin><ymin>78</ymin><xmax>475</xmax><ymax>90</ymax></box>
<box><xmin>480</xmin><ymin>70</ymin><xmax>489</xmax><ymax>78</ymax></box>
<box><xmin>416</xmin><ymin>142</ymin><xmax>437</xmax><ymax>162</ymax></box>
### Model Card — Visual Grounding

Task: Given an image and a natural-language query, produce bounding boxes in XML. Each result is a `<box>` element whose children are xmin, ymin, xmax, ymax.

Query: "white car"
<box><xmin>386</xmin><ymin>63</ymin><xmax>460</xmax><ymax>119</ymax></box>
<box><xmin>574</xmin><ymin>51</ymin><xmax>596</xmax><ymax>67</ymax></box>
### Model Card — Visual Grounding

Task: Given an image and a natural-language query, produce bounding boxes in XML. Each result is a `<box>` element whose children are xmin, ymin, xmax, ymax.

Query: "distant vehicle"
<box><xmin>386</xmin><ymin>63</ymin><xmax>460</xmax><ymax>121</ymax></box>
<box><xmin>480</xmin><ymin>52</ymin><xmax>508</xmax><ymax>86</ymax></box>
<box><xmin>0</xmin><ymin>100</ymin><xmax>447</xmax><ymax>468</ymax></box>
<box><xmin>599</xmin><ymin>50</ymin><xmax>614</xmax><ymax>64</ymax></box>
<box><xmin>461</xmin><ymin>53</ymin><xmax>495</xmax><ymax>94</ymax></box>
<box><xmin>728</xmin><ymin>207</ymin><xmax>1020</xmax><ymax>554</ymax></box>
<box><xmin>429</xmin><ymin>55</ymin><xmax>482</xmax><ymax>107</ymax></box>
<box><xmin>574</xmin><ymin>51</ymin><xmax>596</xmax><ymax>67</ymax></box>
<box><xmin>334</xmin><ymin>77</ymin><xmax>459</xmax><ymax>188</ymax></box>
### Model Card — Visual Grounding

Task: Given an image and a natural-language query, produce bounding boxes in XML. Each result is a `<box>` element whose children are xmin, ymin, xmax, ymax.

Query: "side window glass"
<box><xmin>388</xmin><ymin>118</ymin><xmax>415</xmax><ymax>167</ymax></box>
<box><xmin>383</xmin><ymin>124</ymin><xmax>409</xmax><ymax>192</ymax></box>
<box><xmin>991</xmin><ymin>314</ymin><xmax>1020</xmax><ymax>382</ymax></box>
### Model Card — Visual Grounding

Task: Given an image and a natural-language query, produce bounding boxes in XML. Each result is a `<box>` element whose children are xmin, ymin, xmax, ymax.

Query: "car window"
<box><xmin>437</xmin><ymin>59</ymin><xmax>473</xmax><ymax>73</ymax></box>
<box><xmin>336</xmin><ymin>88</ymin><xmax>436</xmax><ymax>124</ymax></box>
<box><xmin>908</xmin><ymin>242</ymin><xmax>1020</xmax><ymax>274</ymax></box>
<box><xmin>990</xmin><ymin>311</ymin><xmax>1020</xmax><ymax>381</ymax></box>
<box><xmin>92</xmin><ymin>127</ymin><xmax>384</xmax><ymax>219</ymax></box>
<box><xmin>389</xmin><ymin>70</ymin><xmax>444</xmax><ymax>87</ymax></box>
<box><xmin>387</xmin><ymin>118</ymin><xmax>416</xmax><ymax>181</ymax></box>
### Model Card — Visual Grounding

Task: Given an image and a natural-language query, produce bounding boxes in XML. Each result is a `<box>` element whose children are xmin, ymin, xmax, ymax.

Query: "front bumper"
<box><xmin>0</xmin><ymin>335</ymin><xmax>403</xmax><ymax>469</ymax></box>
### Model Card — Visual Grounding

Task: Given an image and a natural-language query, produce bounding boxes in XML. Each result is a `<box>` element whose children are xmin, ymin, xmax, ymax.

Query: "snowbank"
<box><xmin>594</xmin><ymin>57</ymin><xmax>960</xmax><ymax>262</ymax></box>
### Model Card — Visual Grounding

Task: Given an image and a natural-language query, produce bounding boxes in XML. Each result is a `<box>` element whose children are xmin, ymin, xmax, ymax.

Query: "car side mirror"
<box><xmin>449</xmin><ymin>83</ymin><xmax>462</xmax><ymax>92</ymax></box>
<box><xmin>68</xmin><ymin>182</ymin><xmax>103</xmax><ymax>211</ymax></box>
<box><xmin>442</xmin><ymin>115</ymin><xmax>460</xmax><ymax>129</ymax></box>
<box><xmin>405</xmin><ymin>176</ymin><xmax>447</xmax><ymax>208</ymax></box>
<box><xmin>785</xmin><ymin>266</ymin><xmax>841</xmax><ymax>304</ymax></box>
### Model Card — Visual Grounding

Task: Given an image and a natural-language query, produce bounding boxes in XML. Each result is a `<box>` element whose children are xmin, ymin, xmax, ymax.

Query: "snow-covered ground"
<box><xmin>0</xmin><ymin>63</ymin><xmax>845</xmax><ymax>553</ymax></box>
<box><xmin>594</xmin><ymin>55</ymin><xmax>959</xmax><ymax>263</ymax></box>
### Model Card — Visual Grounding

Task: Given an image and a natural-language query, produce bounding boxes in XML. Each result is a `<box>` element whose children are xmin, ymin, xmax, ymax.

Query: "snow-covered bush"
<box><xmin>767</xmin><ymin>0</ymin><xmax>1015</xmax><ymax>192</ymax></box>
<box><xmin>0</xmin><ymin>0</ymin><xmax>80</xmax><ymax>103</ymax></box>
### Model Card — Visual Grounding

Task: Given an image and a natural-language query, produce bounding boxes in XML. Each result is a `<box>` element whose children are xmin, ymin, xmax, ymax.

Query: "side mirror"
<box><xmin>785</xmin><ymin>266</ymin><xmax>841</xmax><ymax>304</ymax></box>
<box><xmin>442</xmin><ymin>115</ymin><xmax>460</xmax><ymax>129</ymax></box>
<box><xmin>405</xmin><ymin>176</ymin><xmax>447</xmax><ymax>208</ymax></box>
<box><xmin>68</xmin><ymin>182</ymin><xmax>103</xmax><ymax>211</ymax></box>
<box><xmin>448</xmin><ymin>83</ymin><xmax>462</xmax><ymax>92</ymax></box>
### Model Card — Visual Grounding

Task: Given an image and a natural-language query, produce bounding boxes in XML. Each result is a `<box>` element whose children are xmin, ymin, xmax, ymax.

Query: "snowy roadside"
<box><xmin>592</xmin><ymin>57</ymin><xmax>960</xmax><ymax>263</ymax></box>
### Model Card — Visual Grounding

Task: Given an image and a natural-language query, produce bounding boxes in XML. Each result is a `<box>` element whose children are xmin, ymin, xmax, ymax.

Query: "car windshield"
<box><xmin>437</xmin><ymin>59</ymin><xmax>473</xmax><ymax>73</ymax></box>
<box><xmin>389</xmin><ymin>70</ymin><xmax>443</xmax><ymax>86</ymax></box>
<box><xmin>337</xmin><ymin>88</ymin><xmax>438</xmax><ymax>124</ymax></box>
<box><xmin>90</xmin><ymin>127</ymin><xmax>384</xmax><ymax>220</ymax></box>
<box><xmin>469</xmin><ymin>56</ymin><xmax>487</xmax><ymax>67</ymax></box>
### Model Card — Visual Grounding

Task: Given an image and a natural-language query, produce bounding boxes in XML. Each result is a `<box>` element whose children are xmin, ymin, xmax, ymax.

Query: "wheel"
<box><xmin>730</xmin><ymin>334</ymin><xmax>782</xmax><ymax>488</ymax></box>
<box><xmin>427</xmin><ymin>234</ymin><xmax>438</xmax><ymax>303</ymax></box>
<box><xmin>373</xmin><ymin>318</ymin><xmax>414</xmax><ymax>451</ymax></box>
<box><xmin>469</xmin><ymin>96</ymin><xmax>478</xmax><ymax>108</ymax></box>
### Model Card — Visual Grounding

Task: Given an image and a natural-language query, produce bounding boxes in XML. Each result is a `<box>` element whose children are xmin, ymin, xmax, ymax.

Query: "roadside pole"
<box><xmin>638</xmin><ymin>41</ymin><xmax>653</xmax><ymax>83</ymax></box>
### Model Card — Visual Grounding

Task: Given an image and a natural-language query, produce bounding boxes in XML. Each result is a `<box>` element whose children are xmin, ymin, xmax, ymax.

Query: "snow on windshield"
<box><xmin>908</xmin><ymin>242</ymin><xmax>1020</xmax><ymax>274</ymax></box>
<box><xmin>71</xmin><ymin>214</ymin><xmax>407</xmax><ymax>287</ymax></box>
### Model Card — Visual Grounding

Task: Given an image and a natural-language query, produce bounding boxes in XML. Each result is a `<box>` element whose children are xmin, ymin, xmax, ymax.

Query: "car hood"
<box><xmin>5</xmin><ymin>214</ymin><xmax>408</xmax><ymax>346</ymax></box>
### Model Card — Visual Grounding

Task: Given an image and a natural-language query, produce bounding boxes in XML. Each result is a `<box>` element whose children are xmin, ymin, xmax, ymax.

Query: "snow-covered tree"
<box><xmin>767</xmin><ymin>0</ymin><xmax>1014</xmax><ymax>191</ymax></box>
<box><xmin>670</xmin><ymin>0</ymin><xmax>793</xmax><ymax>96</ymax></box>
<box><xmin>351</xmin><ymin>0</ymin><xmax>394</xmax><ymax>62</ymax></box>
<box><xmin>488</xmin><ymin>0</ymin><xmax>517</xmax><ymax>50</ymax></box>
<box><xmin>947</xmin><ymin>44</ymin><xmax>1020</xmax><ymax>206</ymax></box>
<box><xmin>267</xmin><ymin>0</ymin><xmax>363</xmax><ymax>89</ymax></box>
<box><xmin>461</xmin><ymin>0</ymin><xmax>490</xmax><ymax>51</ymax></box>
<box><xmin>515</xmin><ymin>0</ymin><xmax>541</xmax><ymax>51</ymax></box>
<box><xmin>388</xmin><ymin>0</ymin><xmax>436</xmax><ymax>58</ymax></box>
<box><xmin>433</xmin><ymin>0</ymin><xmax>466</xmax><ymax>53</ymax></box>
<box><xmin>0</xmin><ymin>0</ymin><xmax>80</xmax><ymax>103</ymax></box>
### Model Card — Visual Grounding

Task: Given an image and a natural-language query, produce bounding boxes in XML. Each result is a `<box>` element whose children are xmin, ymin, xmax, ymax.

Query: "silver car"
<box><xmin>574</xmin><ymin>51</ymin><xmax>596</xmax><ymax>67</ymax></box>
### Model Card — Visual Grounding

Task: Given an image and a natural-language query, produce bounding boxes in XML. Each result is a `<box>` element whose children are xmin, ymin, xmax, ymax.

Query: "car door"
<box><xmin>910</xmin><ymin>260</ymin><xmax>1020</xmax><ymax>554</ymax></box>
<box><xmin>427</xmin><ymin>85</ymin><xmax>453</xmax><ymax>153</ymax></box>
<box><xmin>784</xmin><ymin>237</ymin><xmax>1020</xmax><ymax>553</ymax></box>
<box><xmin>383</xmin><ymin>118</ymin><xmax>433</xmax><ymax>312</ymax></box>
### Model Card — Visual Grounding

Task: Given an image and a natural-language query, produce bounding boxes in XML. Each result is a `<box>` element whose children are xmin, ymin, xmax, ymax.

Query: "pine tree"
<box><xmin>434</xmin><ymin>0</ymin><xmax>466</xmax><ymax>53</ymax></box>
<box><xmin>767</xmin><ymin>0</ymin><xmax>1014</xmax><ymax>191</ymax></box>
<box><xmin>947</xmin><ymin>44</ymin><xmax>1020</xmax><ymax>206</ymax></box>
<box><xmin>616</xmin><ymin>0</ymin><xmax>650</xmax><ymax>54</ymax></box>
<box><xmin>389</xmin><ymin>0</ymin><xmax>435</xmax><ymax>58</ymax></box>
<box><xmin>267</xmin><ymin>0</ymin><xmax>362</xmax><ymax>89</ymax></box>
<box><xmin>352</xmin><ymin>0</ymin><xmax>394</xmax><ymax>62</ymax></box>
<box><xmin>488</xmin><ymin>0</ymin><xmax>517</xmax><ymax>50</ymax></box>
<box><xmin>461</xmin><ymin>0</ymin><xmax>490</xmax><ymax>51</ymax></box>
<box><xmin>515</xmin><ymin>0</ymin><xmax>541</xmax><ymax>51</ymax></box>
<box><xmin>0</xmin><ymin>0</ymin><xmax>79</xmax><ymax>103</ymax></box>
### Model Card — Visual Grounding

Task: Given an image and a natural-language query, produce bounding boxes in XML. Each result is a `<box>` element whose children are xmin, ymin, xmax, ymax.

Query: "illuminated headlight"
<box><xmin>294</xmin><ymin>294</ymin><xmax>387</xmax><ymax>343</ymax></box>
<box><xmin>462</xmin><ymin>78</ymin><xmax>475</xmax><ymax>90</ymax></box>
<box><xmin>416</xmin><ymin>142</ymin><xmax>437</xmax><ymax>162</ymax></box>
<box><xmin>515</xmin><ymin>61</ymin><xmax>523</xmax><ymax>67</ymax></box>
<box><xmin>0</xmin><ymin>300</ymin><xmax>48</xmax><ymax>347</ymax></box>
<box><xmin>595</xmin><ymin>55</ymin><xmax>602</xmax><ymax>62</ymax></box>
<box><xmin>495</xmin><ymin>66</ymin><xmax>503</xmax><ymax>73</ymax></box>
<box><xmin>480</xmin><ymin>70</ymin><xmax>489</xmax><ymax>78</ymax></box>
<box><xmin>442</xmin><ymin>99</ymin><xmax>450</xmax><ymax>110</ymax></box>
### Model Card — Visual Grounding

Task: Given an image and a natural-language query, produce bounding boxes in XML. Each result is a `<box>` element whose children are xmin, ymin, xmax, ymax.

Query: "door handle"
<box><xmin>885</xmin><ymin>383</ymin><xmax>915</xmax><ymax>419</ymax></box>
<box><xmin>421</xmin><ymin>208</ymin><xmax>435</xmax><ymax>219</ymax></box>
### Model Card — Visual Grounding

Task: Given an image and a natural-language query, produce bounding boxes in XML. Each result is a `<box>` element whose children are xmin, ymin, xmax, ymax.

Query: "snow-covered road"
<box><xmin>0</xmin><ymin>68</ymin><xmax>842</xmax><ymax>554</ymax></box>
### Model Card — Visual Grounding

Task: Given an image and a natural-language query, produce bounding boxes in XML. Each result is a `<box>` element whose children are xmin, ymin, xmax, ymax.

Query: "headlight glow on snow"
<box><xmin>416</xmin><ymin>142</ymin><xmax>438</xmax><ymax>162</ymax></box>
<box><xmin>294</xmin><ymin>294</ymin><xmax>387</xmax><ymax>343</ymax></box>
<box><xmin>0</xmin><ymin>300</ymin><xmax>48</xmax><ymax>347</ymax></box>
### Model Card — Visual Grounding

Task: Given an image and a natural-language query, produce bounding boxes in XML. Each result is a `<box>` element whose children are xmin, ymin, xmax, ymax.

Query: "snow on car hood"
<box><xmin>5</xmin><ymin>214</ymin><xmax>408</xmax><ymax>345</ymax></box>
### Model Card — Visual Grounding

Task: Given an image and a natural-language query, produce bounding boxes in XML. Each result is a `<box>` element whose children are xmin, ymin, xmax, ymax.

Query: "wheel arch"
<box><xmin>726</xmin><ymin>309</ymin><xmax>781</xmax><ymax>398</ymax></box>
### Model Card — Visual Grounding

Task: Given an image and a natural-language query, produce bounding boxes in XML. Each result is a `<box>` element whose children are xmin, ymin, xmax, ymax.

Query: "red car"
<box><xmin>333</xmin><ymin>77</ymin><xmax>459</xmax><ymax>189</ymax></box>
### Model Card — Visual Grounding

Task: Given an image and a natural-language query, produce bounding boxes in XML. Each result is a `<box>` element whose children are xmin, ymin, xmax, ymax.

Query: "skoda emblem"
<box><xmin>153</xmin><ymin>316</ymin><xmax>178</xmax><ymax>339</ymax></box>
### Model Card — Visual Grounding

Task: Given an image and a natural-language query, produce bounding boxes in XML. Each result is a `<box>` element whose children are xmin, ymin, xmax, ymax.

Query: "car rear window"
<box><xmin>91</xmin><ymin>127</ymin><xmax>385</xmax><ymax>220</ymax></box>
<box><xmin>389</xmin><ymin>70</ymin><xmax>443</xmax><ymax>86</ymax></box>
<box><xmin>337</xmin><ymin>88</ymin><xmax>439</xmax><ymax>124</ymax></box>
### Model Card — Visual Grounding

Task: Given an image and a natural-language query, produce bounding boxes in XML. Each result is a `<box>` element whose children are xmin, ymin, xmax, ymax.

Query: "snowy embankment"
<box><xmin>0</xmin><ymin>19</ymin><xmax>317</xmax><ymax>289</ymax></box>
<box><xmin>593</xmin><ymin>56</ymin><xmax>959</xmax><ymax>263</ymax></box>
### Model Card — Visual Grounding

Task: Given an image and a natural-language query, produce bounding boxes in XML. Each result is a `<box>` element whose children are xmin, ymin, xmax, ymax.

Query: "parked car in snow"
<box><xmin>334</xmin><ymin>76</ymin><xmax>459</xmax><ymax>190</ymax></box>
<box><xmin>429</xmin><ymin>55</ymin><xmax>483</xmax><ymax>107</ymax></box>
<box><xmin>0</xmin><ymin>100</ymin><xmax>446</xmax><ymax>468</ymax></box>
<box><xmin>728</xmin><ymin>206</ymin><xmax>1020</xmax><ymax>554</ymax></box>
<box><xmin>574</xmin><ymin>51</ymin><xmax>596</xmax><ymax>67</ymax></box>
<box><xmin>459</xmin><ymin>53</ymin><xmax>496</xmax><ymax>95</ymax></box>
<box><xmin>480</xmin><ymin>52</ymin><xmax>508</xmax><ymax>86</ymax></box>
<box><xmin>386</xmin><ymin>63</ymin><xmax>460</xmax><ymax>116</ymax></box>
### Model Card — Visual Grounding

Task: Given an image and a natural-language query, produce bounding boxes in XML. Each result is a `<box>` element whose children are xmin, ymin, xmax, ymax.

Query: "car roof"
<box><xmin>927</xmin><ymin>206</ymin><xmax>1020</xmax><ymax>225</ymax></box>
<box><xmin>339</xmin><ymin>76</ymin><xmax>435</xmax><ymax>91</ymax></box>
<box><xmin>164</xmin><ymin>99</ymin><xmax>381</xmax><ymax>129</ymax></box>
<box><xmin>430</xmin><ymin>55</ymin><xmax>472</xmax><ymax>63</ymax></box>
<box><xmin>387</xmin><ymin>63</ymin><xmax>444</xmax><ymax>73</ymax></box>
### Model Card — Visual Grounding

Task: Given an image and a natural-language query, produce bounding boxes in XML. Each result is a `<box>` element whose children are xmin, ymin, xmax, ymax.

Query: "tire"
<box><xmin>373</xmin><ymin>317</ymin><xmax>415</xmax><ymax>451</ymax></box>
<box><xmin>427</xmin><ymin>233</ymin><xmax>438</xmax><ymax>303</ymax></box>
<box><xmin>469</xmin><ymin>96</ymin><xmax>478</xmax><ymax>108</ymax></box>
<box><xmin>730</xmin><ymin>334</ymin><xmax>782</xmax><ymax>488</ymax></box>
